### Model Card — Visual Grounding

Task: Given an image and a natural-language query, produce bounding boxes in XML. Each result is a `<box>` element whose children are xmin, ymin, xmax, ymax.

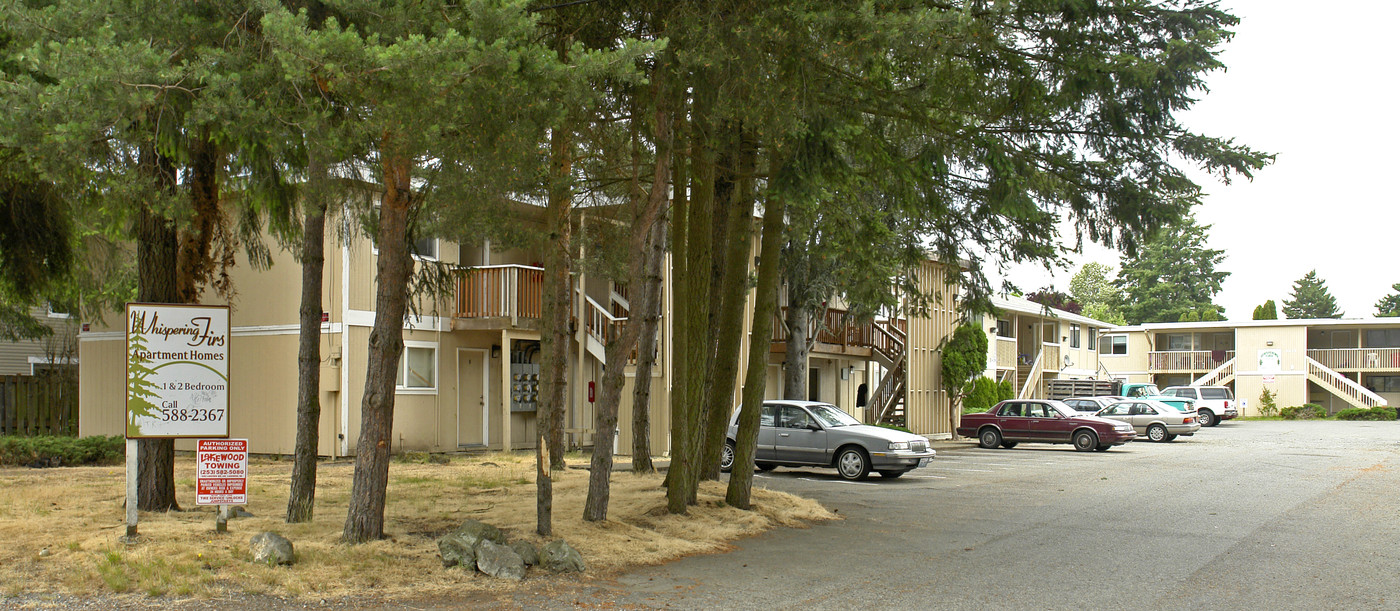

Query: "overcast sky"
<box><xmin>1000</xmin><ymin>0</ymin><xmax>1399</xmax><ymax>320</ymax></box>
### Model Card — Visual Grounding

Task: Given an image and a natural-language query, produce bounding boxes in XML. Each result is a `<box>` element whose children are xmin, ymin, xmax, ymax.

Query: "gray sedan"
<box><xmin>721</xmin><ymin>400</ymin><xmax>935</xmax><ymax>480</ymax></box>
<box><xmin>1095</xmin><ymin>399</ymin><xmax>1201</xmax><ymax>442</ymax></box>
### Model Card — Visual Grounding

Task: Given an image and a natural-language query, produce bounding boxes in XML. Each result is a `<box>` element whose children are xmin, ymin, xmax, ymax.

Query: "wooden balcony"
<box><xmin>995</xmin><ymin>337</ymin><xmax>1016</xmax><ymax>369</ymax></box>
<box><xmin>453</xmin><ymin>265</ymin><xmax>543</xmax><ymax>329</ymax></box>
<box><xmin>1307</xmin><ymin>348</ymin><xmax>1400</xmax><ymax>371</ymax></box>
<box><xmin>769</xmin><ymin>307</ymin><xmax>903</xmax><ymax>360</ymax></box>
<box><xmin>1148</xmin><ymin>350</ymin><xmax>1235</xmax><ymax>372</ymax></box>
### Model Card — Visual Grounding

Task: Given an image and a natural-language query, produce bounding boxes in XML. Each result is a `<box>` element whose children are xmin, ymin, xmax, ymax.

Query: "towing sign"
<box><xmin>196</xmin><ymin>439</ymin><xmax>248</xmax><ymax>506</ymax></box>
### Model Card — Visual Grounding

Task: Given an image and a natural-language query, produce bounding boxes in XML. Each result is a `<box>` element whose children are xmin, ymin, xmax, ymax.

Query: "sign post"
<box><xmin>124</xmin><ymin>303</ymin><xmax>231</xmax><ymax>538</ymax></box>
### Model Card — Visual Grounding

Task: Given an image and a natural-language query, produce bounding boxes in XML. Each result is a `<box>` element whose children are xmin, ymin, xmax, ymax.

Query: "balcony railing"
<box><xmin>454</xmin><ymin>265</ymin><xmax>544</xmax><ymax>321</ymax></box>
<box><xmin>1307</xmin><ymin>348</ymin><xmax>1400</xmax><ymax>370</ymax></box>
<box><xmin>996</xmin><ymin>337</ymin><xmax>1016</xmax><ymax>369</ymax></box>
<box><xmin>770</xmin><ymin>307</ymin><xmax>904</xmax><ymax>356</ymax></box>
<box><xmin>1148</xmin><ymin>350</ymin><xmax>1235</xmax><ymax>371</ymax></box>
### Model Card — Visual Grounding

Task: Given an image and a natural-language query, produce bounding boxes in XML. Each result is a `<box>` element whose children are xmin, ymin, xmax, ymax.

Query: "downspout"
<box><xmin>339</xmin><ymin>210</ymin><xmax>351</xmax><ymax>457</ymax></box>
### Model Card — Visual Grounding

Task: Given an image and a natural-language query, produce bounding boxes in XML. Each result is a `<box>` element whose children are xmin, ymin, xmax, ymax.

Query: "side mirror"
<box><xmin>807</xmin><ymin>423</ymin><xmax>822</xmax><ymax>431</ymax></box>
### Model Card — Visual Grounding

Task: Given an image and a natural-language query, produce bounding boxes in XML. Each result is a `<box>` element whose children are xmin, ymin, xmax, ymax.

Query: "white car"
<box><xmin>1096</xmin><ymin>399</ymin><xmax>1201</xmax><ymax>442</ymax></box>
<box><xmin>1161</xmin><ymin>386</ymin><xmax>1238</xmax><ymax>427</ymax></box>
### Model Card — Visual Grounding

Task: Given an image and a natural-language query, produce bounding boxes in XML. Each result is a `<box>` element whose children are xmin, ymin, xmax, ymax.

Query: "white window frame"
<box><xmin>1101</xmin><ymin>334</ymin><xmax>1128</xmax><ymax>356</ymax></box>
<box><xmin>396</xmin><ymin>341</ymin><xmax>438</xmax><ymax>393</ymax></box>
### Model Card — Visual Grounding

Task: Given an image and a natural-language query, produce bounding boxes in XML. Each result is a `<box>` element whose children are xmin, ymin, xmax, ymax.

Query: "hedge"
<box><xmin>1279</xmin><ymin>404</ymin><xmax>1327</xmax><ymax>420</ymax></box>
<box><xmin>0</xmin><ymin>435</ymin><xmax>125</xmax><ymax>467</ymax></box>
<box><xmin>1334</xmin><ymin>407</ymin><xmax>1397</xmax><ymax>421</ymax></box>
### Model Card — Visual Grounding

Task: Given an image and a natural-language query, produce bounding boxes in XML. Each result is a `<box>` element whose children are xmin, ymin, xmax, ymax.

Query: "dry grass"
<box><xmin>0</xmin><ymin>453</ymin><xmax>835</xmax><ymax>602</ymax></box>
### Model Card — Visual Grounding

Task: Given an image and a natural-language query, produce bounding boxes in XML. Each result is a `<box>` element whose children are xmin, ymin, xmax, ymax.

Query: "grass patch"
<box><xmin>0</xmin><ymin>451</ymin><xmax>834</xmax><ymax>603</ymax></box>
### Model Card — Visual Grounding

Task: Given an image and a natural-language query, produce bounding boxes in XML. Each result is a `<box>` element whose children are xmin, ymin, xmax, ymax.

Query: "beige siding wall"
<box><xmin>77</xmin><ymin>336</ymin><xmax>125</xmax><ymax>437</ymax></box>
<box><xmin>1100</xmin><ymin>331</ymin><xmax>1152</xmax><ymax>381</ymax></box>
<box><xmin>0</xmin><ymin>310</ymin><xmax>80</xmax><ymax>375</ymax></box>
<box><xmin>905</xmin><ymin>261</ymin><xmax>958</xmax><ymax>438</ymax></box>
<box><xmin>1234</xmin><ymin>326</ymin><xmax>1308</xmax><ymax>415</ymax></box>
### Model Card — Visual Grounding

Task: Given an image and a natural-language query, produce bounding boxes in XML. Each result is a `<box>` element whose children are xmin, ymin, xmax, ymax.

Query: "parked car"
<box><xmin>720</xmin><ymin>400</ymin><xmax>936</xmax><ymax>480</ymax></box>
<box><xmin>1119</xmin><ymin>383</ymin><xmax>1196</xmax><ymax>413</ymax></box>
<box><xmin>1160</xmin><ymin>385</ymin><xmax>1238</xmax><ymax>427</ymax></box>
<box><xmin>1063</xmin><ymin>396</ymin><xmax>1122</xmax><ymax>414</ymax></box>
<box><xmin>1095</xmin><ymin>399</ymin><xmax>1201</xmax><ymax>442</ymax></box>
<box><xmin>956</xmin><ymin>399</ymin><xmax>1137</xmax><ymax>452</ymax></box>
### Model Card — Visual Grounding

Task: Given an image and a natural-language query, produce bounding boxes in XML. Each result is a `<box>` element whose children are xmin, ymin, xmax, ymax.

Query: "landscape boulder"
<box><xmin>454</xmin><ymin>519</ymin><xmax>507</xmax><ymax>547</ymax></box>
<box><xmin>437</xmin><ymin>532</ymin><xmax>477</xmax><ymax>569</ymax></box>
<box><xmin>475</xmin><ymin>539</ymin><xmax>526</xmax><ymax>580</ymax></box>
<box><xmin>509</xmin><ymin>541</ymin><xmax>539</xmax><ymax>566</ymax></box>
<box><xmin>249</xmin><ymin>532</ymin><xmax>295</xmax><ymax>566</ymax></box>
<box><xmin>540</xmin><ymin>540</ymin><xmax>586</xmax><ymax>573</ymax></box>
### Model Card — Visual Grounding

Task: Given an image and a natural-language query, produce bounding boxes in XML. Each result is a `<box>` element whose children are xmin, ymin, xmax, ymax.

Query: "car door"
<box><xmin>774</xmin><ymin>405</ymin><xmax>827</xmax><ymax>464</ymax></box>
<box><xmin>995</xmin><ymin>402</ymin><xmax>1032</xmax><ymax>441</ymax></box>
<box><xmin>1128</xmin><ymin>402</ymin><xmax>1156</xmax><ymax>433</ymax></box>
<box><xmin>754</xmin><ymin>403</ymin><xmax>779</xmax><ymax>461</ymax></box>
<box><xmin>1098</xmin><ymin>403</ymin><xmax>1133</xmax><ymax>429</ymax></box>
<box><xmin>1027</xmin><ymin>403</ymin><xmax>1072</xmax><ymax>442</ymax></box>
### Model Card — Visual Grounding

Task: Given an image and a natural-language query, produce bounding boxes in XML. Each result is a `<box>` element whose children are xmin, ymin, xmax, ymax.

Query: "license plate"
<box><xmin>918</xmin><ymin>457</ymin><xmax>931</xmax><ymax>468</ymax></box>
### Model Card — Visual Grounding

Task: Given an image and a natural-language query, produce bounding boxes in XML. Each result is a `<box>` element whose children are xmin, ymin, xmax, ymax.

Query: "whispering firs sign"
<box><xmin>125</xmin><ymin>303</ymin><xmax>230</xmax><ymax>438</ymax></box>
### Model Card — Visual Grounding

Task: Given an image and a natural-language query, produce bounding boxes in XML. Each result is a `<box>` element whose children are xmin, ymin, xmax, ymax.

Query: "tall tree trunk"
<box><xmin>727</xmin><ymin>181</ymin><xmax>786</xmax><ymax>509</ymax></box>
<box><xmin>668</xmin><ymin>84</ymin><xmax>714</xmax><ymax>512</ymax></box>
<box><xmin>136</xmin><ymin>144</ymin><xmax>179</xmax><ymax>513</ymax></box>
<box><xmin>537</xmin><ymin>124</ymin><xmax>573</xmax><ymax>535</ymax></box>
<box><xmin>287</xmin><ymin>152</ymin><xmax>330</xmax><ymax>524</ymax></box>
<box><xmin>630</xmin><ymin>213</ymin><xmax>665</xmax><ymax>474</ymax></box>
<box><xmin>342</xmin><ymin>153</ymin><xmax>414</xmax><ymax>543</ymax></box>
<box><xmin>783</xmin><ymin>303</ymin><xmax>811</xmax><ymax>400</ymax></box>
<box><xmin>700</xmin><ymin>125</ymin><xmax>754</xmax><ymax>481</ymax></box>
<box><xmin>585</xmin><ymin>83</ymin><xmax>672</xmax><ymax>521</ymax></box>
<box><xmin>175</xmin><ymin>136</ymin><xmax>220</xmax><ymax>303</ymax></box>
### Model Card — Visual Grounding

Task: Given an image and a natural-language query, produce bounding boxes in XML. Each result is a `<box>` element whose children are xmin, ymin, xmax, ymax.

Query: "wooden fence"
<box><xmin>0</xmin><ymin>374</ymin><xmax>78</xmax><ymax>436</ymax></box>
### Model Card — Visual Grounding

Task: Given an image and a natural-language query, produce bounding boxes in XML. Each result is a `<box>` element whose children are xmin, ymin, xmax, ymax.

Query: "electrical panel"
<box><xmin>510</xmin><ymin>363</ymin><xmax>540</xmax><ymax>412</ymax></box>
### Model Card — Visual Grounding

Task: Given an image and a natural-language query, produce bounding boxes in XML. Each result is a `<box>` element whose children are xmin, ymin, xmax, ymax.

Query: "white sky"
<box><xmin>999</xmin><ymin>0</ymin><xmax>1400</xmax><ymax>320</ymax></box>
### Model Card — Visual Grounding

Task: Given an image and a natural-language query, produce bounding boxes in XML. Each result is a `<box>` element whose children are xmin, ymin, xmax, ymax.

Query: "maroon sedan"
<box><xmin>957</xmin><ymin>399</ymin><xmax>1137</xmax><ymax>452</ymax></box>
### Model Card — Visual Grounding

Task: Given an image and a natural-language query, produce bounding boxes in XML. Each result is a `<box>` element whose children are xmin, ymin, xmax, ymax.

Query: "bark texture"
<box><xmin>630</xmin><ymin>214</ymin><xmax>666</xmax><ymax>474</ymax></box>
<box><xmin>135</xmin><ymin>146</ymin><xmax>179</xmax><ymax>513</ymax></box>
<box><xmin>286</xmin><ymin>155</ymin><xmax>329</xmax><ymax>524</ymax></box>
<box><xmin>537</xmin><ymin>125</ymin><xmax>573</xmax><ymax>535</ymax></box>
<box><xmin>726</xmin><ymin>187</ymin><xmax>786</xmax><ymax>509</ymax></box>
<box><xmin>342</xmin><ymin>155</ymin><xmax>414</xmax><ymax>543</ymax></box>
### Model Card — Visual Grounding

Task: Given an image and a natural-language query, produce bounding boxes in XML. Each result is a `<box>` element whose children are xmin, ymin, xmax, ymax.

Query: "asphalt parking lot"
<box><xmin>505</xmin><ymin>420</ymin><xmax>1400</xmax><ymax>610</ymax></box>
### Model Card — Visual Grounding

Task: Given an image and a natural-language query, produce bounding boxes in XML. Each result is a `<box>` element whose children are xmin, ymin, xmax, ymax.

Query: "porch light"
<box><xmin>491</xmin><ymin>344</ymin><xmax>501</xmax><ymax>358</ymax></box>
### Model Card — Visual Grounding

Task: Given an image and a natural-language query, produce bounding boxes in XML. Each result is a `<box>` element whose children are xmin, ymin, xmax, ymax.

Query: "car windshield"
<box><xmin>807</xmin><ymin>404</ymin><xmax>861</xmax><ymax>427</ymax></box>
<box><xmin>1139</xmin><ymin>385</ymin><xmax>1162</xmax><ymax>396</ymax></box>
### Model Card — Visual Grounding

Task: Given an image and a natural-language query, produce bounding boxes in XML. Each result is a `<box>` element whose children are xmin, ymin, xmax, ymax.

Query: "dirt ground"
<box><xmin>0</xmin><ymin>452</ymin><xmax>835</xmax><ymax>609</ymax></box>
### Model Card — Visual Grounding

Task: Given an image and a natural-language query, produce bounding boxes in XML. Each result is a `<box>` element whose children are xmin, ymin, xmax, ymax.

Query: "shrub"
<box><xmin>1334</xmin><ymin>407</ymin><xmax>1397</xmax><ymax>421</ymax></box>
<box><xmin>0</xmin><ymin>435</ymin><xmax>125</xmax><ymax>467</ymax></box>
<box><xmin>962</xmin><ymin>376</ymin><xmax>1000</xmax><ymax>410</ymax></box>
<box><xmin>1279</xmin><ymin>404</ymin><xmax>1327</xmax><ymax>420</ymax></box>
<box><xmin>1257</xmin><ymin>388</ymin><xmax>1279</xmax><ymax>417</ymax></box>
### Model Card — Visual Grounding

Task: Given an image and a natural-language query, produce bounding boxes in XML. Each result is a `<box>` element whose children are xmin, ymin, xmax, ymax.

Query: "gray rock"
<box><xmin>475</xmin><ymin>539</ymin><xmax>525</xmax><ymax>580</ymax></box>
<box><xmin>540</xmin><ymin>540</ymin><xmax>586</xmax><ymax>573</ymax></box>
<box><xmin>509</xmin><ymin>541</ymin><xmax>539</xmax><ymax>566</ymax></box>
<box><xmin>454</xmin><ymin>519</ymin><xmax>507</xmax><ymax>547</ymax></box>
<box><xmin>230</xmin><ymin>506</ymin><xmax>254</xmax><ymax>518</ymax></box>
<box><xmin>437</xmin><ymin>533</ymin><xmax>477</xmax><ymax>569</ymax></box>
<box><xmin>249</xmin><ymin>532</ymin><xmax>295</xmax><ymax>566</ymax></box>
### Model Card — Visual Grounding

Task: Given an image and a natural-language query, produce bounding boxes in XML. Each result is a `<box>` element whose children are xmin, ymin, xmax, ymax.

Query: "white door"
<box><xmin>457</xmin><ymin>349</ymin><xmax>488</xmax><ymax>446</ymax></box>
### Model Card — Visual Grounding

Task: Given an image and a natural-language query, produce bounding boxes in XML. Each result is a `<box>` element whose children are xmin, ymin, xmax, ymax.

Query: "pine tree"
<box><xmin>1282</xmin><ymin>270</ymin><xmax>1343</xmax><ymax>319</ymax></box>
<box><xmin>1116</xmin><ymin>215</ymin><xmax>1230</xmax><ymax>324</ymax></box>
<box><xmin>1374</xmin><ymin>284</ymin><xmax>1400</xmax><ymax>317</ymax></box>
<box><xmin>1253</xmin><ymin>299</ymin><xmax>1278</xmax><ymax>320</ymax></box>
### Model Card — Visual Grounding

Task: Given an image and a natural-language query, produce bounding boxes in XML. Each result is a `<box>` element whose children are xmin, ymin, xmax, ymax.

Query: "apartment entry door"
<box><xmin>458</xmin><ymin>348</ymin><xmax>488</xmax><ymax>446</ymax></box>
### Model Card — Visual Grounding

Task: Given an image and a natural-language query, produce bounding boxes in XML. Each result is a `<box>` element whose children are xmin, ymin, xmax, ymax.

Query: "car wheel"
<box><xmin>720</xmin><ymin>440</ymin><xmax>735</xmax><ymax>472</ymax></box>
<box><xmin>1073</xmin><ymin>430</ymin><xmax>1098</xmax><ymax>452</ymax></box>
<box><xmin>1147</xmin><ymin>424</ymin><xmax>1168</xmax><ymax>442</ymax></box>
<box><xmin>1198</xmin><ymin>410</ymin><xmax>1216</xmax><ymax>427</ymax></box>
<box><xmin>1000</xmin><ymin>441</ymin><xmax>1018</xmax><ymax>449</ymax></box>
<box><xmin>1094</xmin><ymin>444</ymin><xmax>1111</xmax><ymax>452</ymax></box>
<box><xmin>755</xmin><ymin>462</ymin><xmax>776</xmax><ymax>471</ymax></box>
<box><xmin>836</xmin><ymin>447</ymin><xmax>870</xmax><ymax>481</ymax></box>
<box><xmin>1165</xmin><ymin>434</ymin><xmax>1178</xmax><ymax>442</ymax></box>
<box><xmin>978</xmin><ymin>428</ymin><xmax>1002</xmax><ymax>449</ymax></box>
<box><xmin>877</xmin><ymin>470</ymin><xmax>907</xmax><ymax>479</ymax></box>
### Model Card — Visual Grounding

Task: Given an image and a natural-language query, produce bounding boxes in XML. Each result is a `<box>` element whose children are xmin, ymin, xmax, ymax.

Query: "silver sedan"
<box><xmin>1095</xmin><ymin>399</ymin><xmax>1201</xmax><ymax>442</ymax></box>
<box><xmin>721</xmin><ymin>400</ymin><xmax>935</xmax><ymax>480</ymax></box>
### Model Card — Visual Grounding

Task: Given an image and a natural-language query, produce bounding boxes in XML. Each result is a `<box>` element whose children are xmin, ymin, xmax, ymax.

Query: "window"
<box><xmin>1070</xmin><ymin>324</ymin><xmax>1081</xmax><ymax>349</ymax></box>
<box><xmin>1367</xmin><ymin>376</ymin><xmax>1400</xmax><ymax>392</ymax></box>
<box><xmin>396</xmin><ymin>344</ymin><xmax>437</xmax><ymax>390</ymax></box>
<box><xmin>1088</xmin><ymin>327</ymin><xmax>1097</xmax><ymax>351</ymax></box>
<box><xmin>760</xmin><ymin>404</ymin><xmax>776</xmax><ymax>427</ymax></box>
<box><xmin>412</xmin><ymin>237</ymin><xmax>438</xmax><ymax>260</ymax></box>
<box><xmin>1201</xmin><ymin>388</ymin><xmax>1233</xmax><ymax>400</ymax></box>
<box><xmin>996</xmin><ymin>319</ymin><xmax>1013</xmax><ymax>338</ymax></box>
<box><xmin>1101</xmin><ymin>335</ymin><xmax>1128</xmax><ymax>355</ymax></box>
<box><xmin>1364</xmin><ymin>329</ymin><xmax>1400</xmax><ymax>348</ymax></box>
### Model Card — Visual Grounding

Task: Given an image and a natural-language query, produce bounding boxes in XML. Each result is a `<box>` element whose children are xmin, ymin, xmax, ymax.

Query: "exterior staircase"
<box><xmin>1191</xmin><ymin>357</ymin><xmax>1236</xmax><ymax>387</ymax></box>
<box><xmin>868</xmin><ymin>320</ymin><xmax>907</xmax><ymax>426</ymax></box>
<box><xmin>1017</xmin><ymin>351</ymin><xmax>1045</xmax><ymax>399</ymax></box>
<box><xmin>1305</xmin><ymin>356</ymin><xmax>1388</xmax><ymax>408</ymax></box>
